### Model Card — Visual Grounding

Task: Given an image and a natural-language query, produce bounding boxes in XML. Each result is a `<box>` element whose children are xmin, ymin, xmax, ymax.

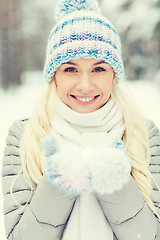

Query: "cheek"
<box><xmin>55</xmin><ymin>79</ymin><xmax>71</xmax><ymax>98</ymax></box>
<box><xmin>100</xmin><ymin>77</ymin><xmax>113</xmax><ymax>94</ymax></box>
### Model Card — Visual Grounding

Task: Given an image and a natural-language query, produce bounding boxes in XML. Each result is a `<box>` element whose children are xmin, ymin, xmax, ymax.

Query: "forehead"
<box><xmin>62</xmin><ymin>57</ymin><xmax>108</xmax><ymax>66</ymax></box>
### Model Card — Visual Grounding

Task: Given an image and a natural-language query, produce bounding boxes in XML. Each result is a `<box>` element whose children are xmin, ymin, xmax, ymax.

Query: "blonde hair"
<box><xmin>111</xmin><ymin>81</ymin><xmax>159</xmax><ymax>218</ymax></box>
<box><xmin>20</xmin><ymin>82</ymin><xmax>57</xmax><ymax>187</ymax></box>
<box><xmin>14</xmin><ymin>79</ymin><xmax>159</xmax><ymax>218</ymax></box>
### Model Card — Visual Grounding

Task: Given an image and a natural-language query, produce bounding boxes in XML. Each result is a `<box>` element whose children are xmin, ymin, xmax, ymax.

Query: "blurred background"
<box><xmin>0</xmin><ymin>0</ymin><xmax>160</xmax><ymax>239</ymax></box>
<box><xmin>0</xmin><ymin>0</ymin><xmax>160</xmax><ymax>88</ymax></box>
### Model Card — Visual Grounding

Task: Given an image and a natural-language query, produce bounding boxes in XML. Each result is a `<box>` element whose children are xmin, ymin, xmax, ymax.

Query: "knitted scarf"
<box><xmin>50</xmin><ymin>97</ymin><xmax>125</xmax><ymax>240</ymax></box>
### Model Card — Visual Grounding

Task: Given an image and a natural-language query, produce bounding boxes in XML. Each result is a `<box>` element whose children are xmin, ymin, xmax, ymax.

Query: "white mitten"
<box><xmin>86</xmin><ymin>140</ymin><xmax>131</xmax><ymax>194</ymax></box>
<box><xmin>41</xmin><ymin>135</ymin><xmax>91</xmax><ymax>194</ymax></box>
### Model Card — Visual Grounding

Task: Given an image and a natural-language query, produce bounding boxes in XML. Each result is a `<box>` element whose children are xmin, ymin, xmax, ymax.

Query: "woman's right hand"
<box><xmin>41</xmin><ymin>135</ymin><xmax>91</xmax><ymax>194</ymax></box>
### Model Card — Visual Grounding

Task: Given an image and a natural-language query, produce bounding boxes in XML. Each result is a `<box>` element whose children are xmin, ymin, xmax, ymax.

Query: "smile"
<box><xmin>76</xmin><ymin>96</ymin><xmax>95</xmax><ymax>102</ymax></box>
<box><xmin>70</xmin><ymin>95</ymin><xmax>100</xmax><ymax>105</ymax></box>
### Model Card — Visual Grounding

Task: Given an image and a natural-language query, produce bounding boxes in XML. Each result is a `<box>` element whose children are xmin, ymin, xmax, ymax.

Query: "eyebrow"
<box><xmin>93</xmin><ymin>60</ymin><xmax>107</xmax><ymax>65</ymax></box>
<box><xmin>62</xmin><ymin>61</ymin><xmax>77</xmax><ymax>66</ymax></box>
<box><xmin>62</xmin><ymin>60</ymin><xmax>107</xmax><ymax>66</ymax></box>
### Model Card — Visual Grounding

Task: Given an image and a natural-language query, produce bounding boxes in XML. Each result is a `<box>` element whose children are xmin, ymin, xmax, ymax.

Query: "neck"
<box><xmin>54</xmin><ymin>97</ymin><xmax>119</xmax><ymax>129</ymax></box>
<box><xmin>51</xmin><ymin>97</ymin><xmax>124</xmax><ymax>146</ymax></box>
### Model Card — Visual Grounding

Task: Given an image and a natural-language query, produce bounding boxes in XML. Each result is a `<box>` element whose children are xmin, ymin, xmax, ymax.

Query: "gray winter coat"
<box><xmin>2</xmin><ymin>119</ymin><xmax>160</xmax><ymax>240</ymax></box>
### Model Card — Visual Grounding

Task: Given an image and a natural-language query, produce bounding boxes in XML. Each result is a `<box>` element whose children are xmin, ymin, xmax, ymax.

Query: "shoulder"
<box><xmin>8</xmin><ymin>118</ymin><xmax>29</xmax><ymax>138</ymax></box>
<box><xmin>146</xmin><ymin>119</ymin><xmax>160</xmax><ymax>155</ymax></box>
<box><xmin>5</xmin><ymin>118</ymin><xmax>29</xmax><ymax>147</ymax></box>
<box><xmin>146</xmin><ymin>120</ymin><xmax>160</xmax><ymax>163</ymax></box>
<box><xmin>146</xmin><ymin>119</ymin><xmax>160</xmax><ymax>150</ymax></box>
<box><xmin>146</xmin><ymin>119</ymin><xmax>160</xmax><ymax>140</ymax></box>
<box><xmin>147</xmin><ymin>119</ymin><xmax>160</xmax><ymax>170</ymax></box>
<box><xmin>3</xmin><ymin>118</ymin><xmax>29</xmax><ymax>162</ymax></box>
<box><xmin>2</xmin><ymin>119</ymin><xmax>30</xmax><ymax>189</ymax></box>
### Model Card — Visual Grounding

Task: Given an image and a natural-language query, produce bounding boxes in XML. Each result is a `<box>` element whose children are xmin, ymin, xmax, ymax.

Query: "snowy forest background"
<box><xmin>0</xmin><ymin>0</ymin><xmax>160</xmax><ymax>87</ymax></box>
<box><xmin>0</xmin><ymin>0</ymin><xmax>160</xmax><ymax>239</ymax></box>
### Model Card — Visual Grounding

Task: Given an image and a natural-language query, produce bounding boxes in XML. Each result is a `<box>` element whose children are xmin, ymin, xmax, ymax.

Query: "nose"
<box><xmin>76</xmin><ymin>73</ymin><xmax>94</xmax><ymax>93</ymax></box>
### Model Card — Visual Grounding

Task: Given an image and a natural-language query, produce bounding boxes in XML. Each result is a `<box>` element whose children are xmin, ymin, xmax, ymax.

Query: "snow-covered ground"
<box><xmin>0</xmin><ymin>76</ymin><xmax>160</xmax><ymax>240</ymax></box>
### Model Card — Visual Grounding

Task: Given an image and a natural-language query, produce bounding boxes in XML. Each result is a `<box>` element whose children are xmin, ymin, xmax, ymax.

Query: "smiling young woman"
<box><xmin>54</xmin><ymin>58</ymin><xmax>114</xmax><ymax>113</ymax></box>
<box><xmin>2</xmin><ymin>0</ymin><xmax>160</xmax><ymax>239</ymax></box>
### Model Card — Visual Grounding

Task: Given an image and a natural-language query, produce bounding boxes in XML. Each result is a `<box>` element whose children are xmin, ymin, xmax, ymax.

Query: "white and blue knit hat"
<box><xmin>43</xmin><ymin>0</ymin><xmax>124</xmax><ymax>83</ymax></box>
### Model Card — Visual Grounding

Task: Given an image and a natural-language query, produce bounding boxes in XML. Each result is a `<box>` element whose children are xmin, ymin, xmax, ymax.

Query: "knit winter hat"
<box><xmin>43</xmin><ymin>0</ymin><xmax>124</xmax><ymax>83</ymax></box>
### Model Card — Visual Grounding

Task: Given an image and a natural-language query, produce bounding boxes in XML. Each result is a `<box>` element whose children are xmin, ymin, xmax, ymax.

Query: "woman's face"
<box><xmin>54</xmin><ymin>58</ymin><xmax>114</xmax><ymax>113</ymax></box>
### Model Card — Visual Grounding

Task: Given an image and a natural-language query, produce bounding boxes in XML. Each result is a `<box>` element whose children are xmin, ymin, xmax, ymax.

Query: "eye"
<box><xmin>64</xmin><ymin>67</ymin><xmax>77</xmax><ymax>72</ymax></box>
<box><xmin>93</xmin><ymin>67</ymin><xmax>106</xmax><ymax>72</ymax></box>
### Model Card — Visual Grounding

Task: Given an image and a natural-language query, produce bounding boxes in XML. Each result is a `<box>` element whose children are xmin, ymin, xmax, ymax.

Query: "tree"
<box><xmin>0</xmin><ymin>0</ymin><xmax>23</xmax><ymax>88</ymax></box>
<box><xmin>101</xmin><ymin>0</ymin><xmax>160</xmax><ymax>80</ymax></box>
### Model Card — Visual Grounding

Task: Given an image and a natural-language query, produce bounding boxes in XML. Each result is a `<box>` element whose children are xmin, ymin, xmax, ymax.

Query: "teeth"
<box><xmin>76</xmin><ymin>96</ymin><xmax>95</xmax><ymax>102</ymax></box>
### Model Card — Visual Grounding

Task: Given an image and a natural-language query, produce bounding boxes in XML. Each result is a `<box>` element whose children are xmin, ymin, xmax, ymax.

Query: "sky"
<box><xmin>0</xmin><ymin>77</ymin><xmax>160</xmax><ymax>239</ymax></box>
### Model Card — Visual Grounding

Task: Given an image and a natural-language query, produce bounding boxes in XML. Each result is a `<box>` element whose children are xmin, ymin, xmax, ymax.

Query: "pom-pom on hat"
<box><xmin>55</xmin><ymin>0</ymin><xmax>101</xmax><ymax>21</ymax></box>
<box><xmin>43</xmin><ymin>0</ymin><xmax>124</xmax><ymax>83</ymax></box>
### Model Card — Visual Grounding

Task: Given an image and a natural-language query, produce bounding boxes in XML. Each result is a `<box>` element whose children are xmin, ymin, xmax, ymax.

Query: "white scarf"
<box><xmin>50</xmin><ymin>97</ymin><xmax>125</xmax><ymax>240</ymax></box>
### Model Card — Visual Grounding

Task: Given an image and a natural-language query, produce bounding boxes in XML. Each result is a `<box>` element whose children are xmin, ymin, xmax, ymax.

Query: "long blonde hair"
<box><xmin>18</xmin><ymin>79</ymin><xmax>159</xmax><ymax>218</ymax></box>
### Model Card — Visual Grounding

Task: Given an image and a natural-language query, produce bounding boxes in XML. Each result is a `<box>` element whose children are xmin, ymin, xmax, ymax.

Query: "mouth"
<box><xmin>70</xmin><ymin>94</ymin><xmax>100</xmax><ymax>104</ymax></box>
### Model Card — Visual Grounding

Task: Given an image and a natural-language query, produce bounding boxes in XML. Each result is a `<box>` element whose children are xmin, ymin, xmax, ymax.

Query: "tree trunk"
<box><xmin>0</xmin><ymin>0</ymin><xmax>22</xmax><ymax>88</ymax></box>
